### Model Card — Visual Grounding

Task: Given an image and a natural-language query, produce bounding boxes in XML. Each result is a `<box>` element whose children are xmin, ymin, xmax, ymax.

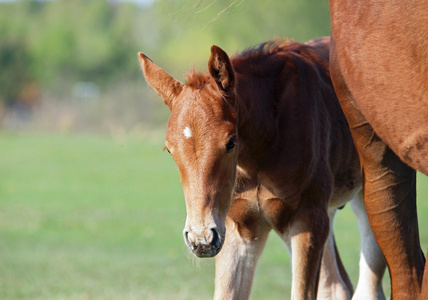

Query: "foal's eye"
<box><xmin>225</xmin><ymin>137</ymin><xmax>237</xmax><ymax>152</ymax></box>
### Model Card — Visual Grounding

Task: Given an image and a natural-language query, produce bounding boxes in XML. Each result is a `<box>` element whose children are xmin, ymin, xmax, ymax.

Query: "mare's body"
<box><xmin>330</xmin><ymin>1</ymin><xmax>428</xmax><ymax>298</ymax></box>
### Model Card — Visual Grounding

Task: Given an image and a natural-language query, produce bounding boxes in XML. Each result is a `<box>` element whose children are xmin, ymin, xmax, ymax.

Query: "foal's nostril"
<box><xmin>183</xmin><ymin>230</ymin><xmax>192</xmax><ymax>248</ymax></box>
<box><xmin>210</xmin><ymin>228</ymin><xmax>220</xmax><ymax>248</ymax></box>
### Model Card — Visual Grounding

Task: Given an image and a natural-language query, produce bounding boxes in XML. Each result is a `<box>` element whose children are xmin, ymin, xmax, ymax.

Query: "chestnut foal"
<box><xmin>139</xmin><ymin>38</ymin><xmax>386</xmax><ymax>299</ymax></box>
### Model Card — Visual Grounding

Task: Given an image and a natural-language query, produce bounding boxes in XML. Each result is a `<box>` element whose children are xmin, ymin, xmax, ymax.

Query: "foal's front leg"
<box><xmin>214</xmin><ymin>199</ymin><xmax>270</xmax><ymax>300</ymax></box>
<box><xmin>286</xmin><ymin>204</ymin><xmax>330</xmax><ymax>300</ymax></box>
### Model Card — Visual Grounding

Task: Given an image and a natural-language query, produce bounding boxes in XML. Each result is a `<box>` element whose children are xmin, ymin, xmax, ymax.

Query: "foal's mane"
<box><xmin>233</xmin><ymin>39</ymin><xmax>294</xmax><ymax>63</ymax></box>
<box><xmin>184</xmin><ymin>39</ymin><xmax>296</xmax><ymax>90</ymax></box>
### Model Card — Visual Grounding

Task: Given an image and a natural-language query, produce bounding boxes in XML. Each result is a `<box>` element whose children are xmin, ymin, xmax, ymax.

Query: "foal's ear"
<box><xmin>208</xmin><ymin>45</ymin><xmax>235</xmax><ymax>94</ymax></box>
<box><xmin>138</xmin><ymin>52</ymin><xmax>184</xmax><ymax>110</ymax></box>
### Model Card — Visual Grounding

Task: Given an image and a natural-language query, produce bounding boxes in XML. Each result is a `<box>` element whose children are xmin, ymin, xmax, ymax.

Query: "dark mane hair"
<box><xmin>184</xmin><ymin>39</ymin><xmax>299</xmax><ymax>91</ymax></box>
<box><xmin>232</xmin><ymin>39</ymin><xmax>294</xmax><ymax>62</ymax></box>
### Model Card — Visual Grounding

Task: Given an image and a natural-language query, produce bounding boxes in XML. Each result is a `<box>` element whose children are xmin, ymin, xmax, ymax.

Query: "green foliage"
<box><xmin>0</xmin><ymin>0</ymin><xmax>331</xmax><ymax>102</ymax></box>
<box><xmin>142</xmin><ymin>0</ymin><xmax>331</xmax><ymax>79</ymax></box>
<box><xmin>0</xmin><ymin>0</ymin><xmax>142</xmax><ymax>99</ymax></box>
<box><xmin>29</xmin><ymin>0</ymin><xmax>142</xmax><ymax>87</ymax></box>
<box><xmin>0</xmin><ymin>40</ymin><xmax>31</xmax><ymax>100</ymax></box>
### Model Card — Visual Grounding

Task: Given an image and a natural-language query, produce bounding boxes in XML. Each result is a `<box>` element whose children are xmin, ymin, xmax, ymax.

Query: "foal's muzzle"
<box><xmin>183</xmin><ymin>227</ymin><xmax>223</xmax><ymax>257</ymax></box>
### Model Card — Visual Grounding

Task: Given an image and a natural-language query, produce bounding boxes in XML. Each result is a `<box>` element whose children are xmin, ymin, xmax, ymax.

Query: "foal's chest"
<box><xmin>231</xmin><ymin>176</ymin><xmax>300</xmax><ymax>236</ymax></box>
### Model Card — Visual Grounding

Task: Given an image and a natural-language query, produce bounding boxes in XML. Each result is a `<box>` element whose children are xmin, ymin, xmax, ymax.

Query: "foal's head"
<box><xmin>139</xmin><ymin>46</ymin><xmax>238</xmax><ymax>257</ymax></box>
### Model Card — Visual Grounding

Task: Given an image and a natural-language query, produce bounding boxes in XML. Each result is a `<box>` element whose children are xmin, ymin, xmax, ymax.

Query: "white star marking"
<box><xmin>183</xmin><ymin>126</ymin><xmax>192</xmax><ymax>139</ymax></box>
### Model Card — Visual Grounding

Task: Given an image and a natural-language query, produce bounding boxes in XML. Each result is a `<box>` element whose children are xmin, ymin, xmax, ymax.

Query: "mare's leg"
<box><xmin>330</xmin><ymin>56</ymin><xmax>425</xmax><ymax>298</ymax></box>
<box><xmin>285</xmin><ymin>203</ymin><xmax>330</xmax><ymax>300</ymax></box>
<box><xmin>214</xmin><ymin>199</ymin><xmax>270</xmax><ymax>300</ymax></box>
<box><xmin>356</xmin><ymin>135</ymin><xmax>423</xmax><ymax>299</ymax></box>
<box><xmin>351</xmin><ymin>190</ymin><xmax>386</xmax><ymax>300</ymax></box>
<box><xmin>317</xmin><ymin>208</ymin><xmax>353</xmax><ymax>300</ymax></box>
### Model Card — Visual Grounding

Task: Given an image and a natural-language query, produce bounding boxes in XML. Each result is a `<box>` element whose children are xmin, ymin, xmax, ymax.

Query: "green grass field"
<box><xmin>1</xmin><ymin>132</ymin><xmax>427</xmax><ymax>299</ymax></box>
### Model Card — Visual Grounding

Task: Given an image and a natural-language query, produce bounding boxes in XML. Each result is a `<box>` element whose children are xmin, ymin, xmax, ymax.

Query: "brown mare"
<box><xmin>139</xmin><ymin>38</ymin><xmax>386</xmax><ymax>299</ymax></box>
<box><xmin>330</xmin><ymin>1</ymin><xmax>428</xmax><ymax>298</ymax></box>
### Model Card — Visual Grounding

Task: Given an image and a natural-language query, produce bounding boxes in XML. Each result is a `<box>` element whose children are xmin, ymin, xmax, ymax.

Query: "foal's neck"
<box><xmin>233</xmin><ymin>75</ymin><xmax>280</xmax><ymax>173</ymax></box>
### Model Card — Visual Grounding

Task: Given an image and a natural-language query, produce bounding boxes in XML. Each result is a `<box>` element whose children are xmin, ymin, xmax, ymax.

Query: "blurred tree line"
<box><xmin>0</xmin><ymin>0</ymin><xmax>331</xmax><ymax>130</ymax></box>
<box><xmin>0</xmin><ymin>0</ymin><xmax>141</xmax><ymax>101</ymax></box>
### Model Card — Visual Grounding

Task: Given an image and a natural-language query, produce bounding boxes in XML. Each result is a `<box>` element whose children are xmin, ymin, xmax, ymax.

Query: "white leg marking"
<box><xmin>214</xmin><ymin>218</ymin><xmax>270</xmax><ymax>300</ymax></box>
<box><xmin>351</xmin><ymin>190</ymin><xmax>386</xmax><ymax>300</ymax></box>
